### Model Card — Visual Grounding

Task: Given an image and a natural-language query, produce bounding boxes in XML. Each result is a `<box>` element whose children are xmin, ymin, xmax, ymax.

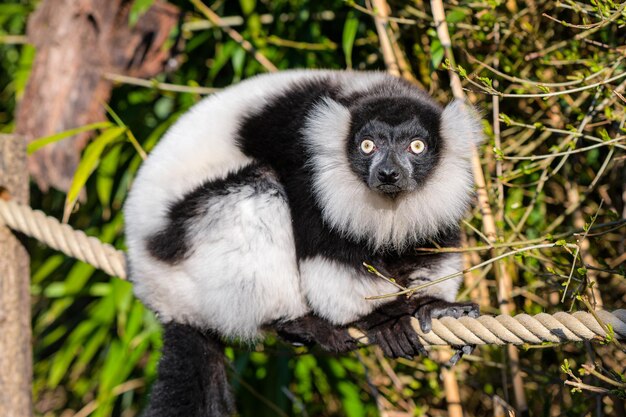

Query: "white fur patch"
<box><xmin>440</xmin><ymin>100</ymin><xmax>484</xmax><ymax>149</ymax></box>
<box><xmin>130</xmin><ymin>180</ymin><xmax>309</xmax><ymax>341</ymax></box>
<box><xmin>303</xmin><ymin>98</ymin><xmax>484</xmax><ymax>250</ymax></box>
<box><xmin>299</xmin><ymin>256</ymin><xmax>398</xmax><ymax>325</ymax></box>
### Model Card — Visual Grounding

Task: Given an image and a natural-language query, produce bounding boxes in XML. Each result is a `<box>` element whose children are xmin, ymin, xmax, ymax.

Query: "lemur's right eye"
<box><xmin>360</xmin><ymin>139</ymin><xmax>376</xmax><ymax>154</ymax></box>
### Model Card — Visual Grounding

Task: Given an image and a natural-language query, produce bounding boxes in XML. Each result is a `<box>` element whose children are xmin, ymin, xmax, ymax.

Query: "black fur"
<box><xmin>142</xmin><ymin>323</ymin><xmax>235</xmax><ymax>417</ymax></box>
<box><xmin>146</xmin><ymin>163</ymin><xmax>286</xmax><ymax>264</ymax></box>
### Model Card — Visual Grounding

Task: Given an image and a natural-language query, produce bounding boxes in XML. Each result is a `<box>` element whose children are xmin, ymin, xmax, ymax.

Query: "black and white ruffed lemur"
<box><xmin>124</xmin><ymin>70</ymin><xmax>484</xmax><ymax>416</ymax></box>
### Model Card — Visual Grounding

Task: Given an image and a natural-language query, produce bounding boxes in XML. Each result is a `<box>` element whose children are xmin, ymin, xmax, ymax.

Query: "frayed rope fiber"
<box><xmin>1</xmin><ymin>198</ymin><xmax>624</xmax><ymax>347</ymax></box>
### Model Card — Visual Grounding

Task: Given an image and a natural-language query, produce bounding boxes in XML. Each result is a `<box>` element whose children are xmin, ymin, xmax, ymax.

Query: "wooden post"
<box><xmin>0</xmin><ymin>134</ymin><xmax>32</xmax><ymax>417</ymax></box>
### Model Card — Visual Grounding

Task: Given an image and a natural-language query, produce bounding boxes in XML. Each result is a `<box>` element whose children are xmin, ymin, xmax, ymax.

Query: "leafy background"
<box><xmin>1</xmin><ymin>0</ymin><xmax>625</xmax><ymax>416</ymax></box>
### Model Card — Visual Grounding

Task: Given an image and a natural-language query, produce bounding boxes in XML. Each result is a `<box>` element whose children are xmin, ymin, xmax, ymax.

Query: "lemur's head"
<box><xmin>346</xmin><ymin>96</ymin><xmax>443</xmax><ymax>199</ymax></box>
<box><xmin>304</xmin><ymin>83</ymin><xmax>484</xmax><ymax>249</ymax></box>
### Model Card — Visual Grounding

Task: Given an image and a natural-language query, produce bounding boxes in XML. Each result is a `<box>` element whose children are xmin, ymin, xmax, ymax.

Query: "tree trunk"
<box><xmin>15</xmin><ymin>0</ymin><xmax>180</xmax><ymax>192</ymax></box>
<box><xmin>0</xmin><ymin>134</ymin><xmax>32</xmax><ymax>417</ymax></box>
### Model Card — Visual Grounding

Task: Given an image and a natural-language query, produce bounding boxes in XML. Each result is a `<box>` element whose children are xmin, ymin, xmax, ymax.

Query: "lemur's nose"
<box><xmin>377</xmin><ymin>167</ymin><xmax>400</xmax><ymax>183</ymax></box>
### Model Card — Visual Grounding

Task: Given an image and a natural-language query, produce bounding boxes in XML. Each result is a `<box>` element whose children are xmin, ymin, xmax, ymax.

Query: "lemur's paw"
<box><xmin>366</xmin><ymin>315</ymin><xmax>427</xmax><ymax>359</ymax></box>
<box><xmin>273</xmin><ymin>315</ymin><xmax>358</xmax><ymax>354</ymax></box>
<box><xmin>449</xmin><ymin>344</ymin><xmax>475</xmax><ymax>366</ymax></box>
<box><xmin>414</xmin><ymin>298</ymin><xmax>479</xmax><ymax>333</ymax></box>
<box><xmin>319</xmin><ymin>328</ymin><xmax>359</xmax><ymax>353</ymax></box>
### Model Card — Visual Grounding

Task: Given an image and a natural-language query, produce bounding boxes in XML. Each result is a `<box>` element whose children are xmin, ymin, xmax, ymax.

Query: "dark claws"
<box><xmin>415</xmin><ymin>299</ymin><xmax>480</xmax><ymax>333</ymax></box>
<box><xmin>449</xmin><ymin>344</ymin><xmax>475</xmax><ymax>366</ymax></box>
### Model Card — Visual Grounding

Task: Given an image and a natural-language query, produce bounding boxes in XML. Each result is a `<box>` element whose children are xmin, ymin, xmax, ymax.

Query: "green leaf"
<box><xmin>457</xmin><ymin>64</ymin><xmax>467</xmax><ymax>78</ymax></box>
<box><xmin>0</xmin><ymin>4</ymin><xmax>31</xmax><ymax>14</ymax></box>
<box><xmin>239</xmin><ymin>0</ymin><xmax>256</xmax><ymax>15</ymax></box>
<box><xmin>31</xmin><ymin>255</ymin><xmax>64</xmax><ymax>285</ymax></box>
<box><xmin>342</xmin><ymin>12</ymin><xmax>359</xmax><ymax>69</ymax></box>
<box><xmin>27</xmin><ymin>122</ymin><xmax>113</xmax><ymax>155</ymax></box>
<box><xmin>13</xmin><ymin>44</ymin><xmax>35</xmax><ymax>99</ymax></box>
<box><xmin>231</xmin><ymin>47</ymin><xmax>247</xmax><ymax>81</ymax></box>
<box><xmin>64</xmin><ymin>126</ymin><xmax>127</xmax><ymax>221</ymax></box>
<box><xmin>446</xmin><ymin>8</ymin><xmax>468</xmax><ymax>23</ymax></box>
<box><xmin>209</xmin><ymin>41</ymin><xmax>237</xmax><ymax>80</ymax></box>
<box><xmin>96</xmin><ymin>143</ymin><xmax>122</xmax><ymax>213</ymax></box>
<box><xmin>48</xmin><ymin>321</ymin><xmax>97</xmax><ymax>387</ymax></box>
<box><xmin>499</xmin><ymin>113</ymin><xmax>512</xmax><ymax>125</ymax></box>
<box><xmin>537</xmin><ymin>85</ymin><xmax>550</xmax><ymax>93</ymax></box>
<box><xmin>73</xmin><ymin>327</ymin><xmax>109</xmax><ymax>375</ymax></box>
<box><xmin>338</xmin><ymin>381</ymin><xmax>365</xmax><ymax>417</ymax></box>
<box><xmin>599</xmin><ymin>128</ymin><xmax>611</xmax><ymax>141</ymax></box>
<box><xmin>430</xmin><ymin>39</ymin><xmax>445</xmax><ymax>70</ymax></box>
<box><xmin>477</xmin><ymin>75</ymin><xmax>493</xmax><ymax>88</ymax></box>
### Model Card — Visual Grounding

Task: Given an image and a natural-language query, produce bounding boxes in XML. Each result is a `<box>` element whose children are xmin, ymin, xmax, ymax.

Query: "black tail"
<box><xmin>142</xmin><ymin>323</ymin><xmax>236</xmax><ymax>417</ymax></box>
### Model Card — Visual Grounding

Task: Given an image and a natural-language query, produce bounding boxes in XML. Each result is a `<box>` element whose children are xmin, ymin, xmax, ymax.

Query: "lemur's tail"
<box><xmin>142</xmin><ymin>323</ymin><xmax>236</xmax><ymax>417</ymax></box>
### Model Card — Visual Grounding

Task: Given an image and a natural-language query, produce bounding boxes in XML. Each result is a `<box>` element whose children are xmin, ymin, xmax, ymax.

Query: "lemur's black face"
<box><xmin>346</xmin><ymin>96</ymin><xmax>443</xmax><ymax>199</ymax></box>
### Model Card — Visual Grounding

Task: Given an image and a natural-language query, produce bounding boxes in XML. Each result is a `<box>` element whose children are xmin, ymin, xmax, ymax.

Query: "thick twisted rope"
<box><xmin>0</xmin><ymin>199</ymin><xmax>126</xmax><ymax>278</ymax></box>
<box><xmin>1</xmin><ymin>198</ymin><xmax>625</xmax><ymax>346</ymax></box>
<box><xmin>349</xmin><ymin>310</ymin><xmax>626</xmax><ymax>346</ymax></box>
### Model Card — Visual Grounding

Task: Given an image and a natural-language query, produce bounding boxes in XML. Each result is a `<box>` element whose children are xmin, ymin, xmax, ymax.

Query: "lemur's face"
<box><xmin>347</xmin><ymin>96</ymin><xmax>443</xmax><ymax>198</ymax></box>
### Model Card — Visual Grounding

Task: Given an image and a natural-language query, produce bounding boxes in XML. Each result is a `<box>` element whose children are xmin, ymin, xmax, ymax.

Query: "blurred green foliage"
<box><xmin>1</xmin><ymin>0</ymin><xmax>625</xmax><ymax>416</ymax></box>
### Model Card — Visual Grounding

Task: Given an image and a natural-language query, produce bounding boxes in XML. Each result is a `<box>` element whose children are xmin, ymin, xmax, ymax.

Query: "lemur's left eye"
<box><xmin>409</xmin><ymin>139</ymin><xmax>426</xmax><ymax>154</ymax></box>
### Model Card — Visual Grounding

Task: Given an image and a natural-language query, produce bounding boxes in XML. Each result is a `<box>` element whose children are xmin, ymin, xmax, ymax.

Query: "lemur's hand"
<box><xmin>355</xmin><ymin>299</ymin><xmax>426</xmax><ymax>359</ymax></box>
<box><xmin>413</xmin><ymin>297</ymin><xmax>480</xmax><ymax>365</ymax></box>
<box><xmin>356</xmin><ymin>297</ymin><xmax>479</xmax><ymax>362</ymax></box>
<box><xmin>363</xmin><ymin>314</ymin><xmax>427</xmax><ymax>359</ymax></box>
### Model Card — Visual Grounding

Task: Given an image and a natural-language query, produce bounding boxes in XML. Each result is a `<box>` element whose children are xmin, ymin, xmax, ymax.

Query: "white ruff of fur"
<box><xmin>304</xmin><ymin>98</ymin><xmax>484</xmax><ymax>250</ymax></box>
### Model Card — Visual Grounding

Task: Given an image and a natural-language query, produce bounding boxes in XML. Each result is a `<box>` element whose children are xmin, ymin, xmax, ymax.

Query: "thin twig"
<box><xmin>464</xmin><ymin>51</ymin><xmax>616</xmax><ymax>87</ymax></box>
<box><xmin>501</xmin><ymin>137</ymin><xmax>626</xmax><ymax>160</ymax></box>
<box><xmin>542</xmin><ymin>2</ymin><xmax>626</xmax><ymax>30</ymax></box>
<box><xmin>363</xmin><ymin>262</ymin><xmax>407</xmax><ymax>292</ymax></box>
<box><xmin>366</xmin><ymin>243</ymin><xmax>578</xmax><ymax>300</ymax></box>
<box><xmin>464</xmin><ymin>71</ymin><xmax>626</xmax><ymax>98</ymax></box>
<box><xmin>104</xmin><ymin>73</ymin><xmax>219</xmax><ymax>95</ymax></box>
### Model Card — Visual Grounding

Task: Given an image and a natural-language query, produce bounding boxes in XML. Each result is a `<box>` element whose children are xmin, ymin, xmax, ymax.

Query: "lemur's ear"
<box><xmin>440</xmin><ymin>100</ymin><xmax>484</xmax><ymax>151</ymax></box>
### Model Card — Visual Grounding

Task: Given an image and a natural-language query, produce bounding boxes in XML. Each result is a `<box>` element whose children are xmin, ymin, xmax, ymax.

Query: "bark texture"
<box><xmin>15</xmin><ymin>0</ymin><xmax>180</xmax><ymax>192</ymax></box>
<box><xmin>0</xmin><ymin>134</ymin><xmax>32</xmax><ymax>417</ymax></box>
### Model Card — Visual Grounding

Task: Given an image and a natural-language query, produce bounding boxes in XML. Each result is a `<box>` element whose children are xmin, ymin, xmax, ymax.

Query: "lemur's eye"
<box><xmin>409</xmin><ymin>139</ymin><xmax>426</xmax><ymax>154</ymax></box>
<box><xmin>360</xmin><ymin>139</ymin><xmax>376</xmax><ymax>154</ymax></box>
